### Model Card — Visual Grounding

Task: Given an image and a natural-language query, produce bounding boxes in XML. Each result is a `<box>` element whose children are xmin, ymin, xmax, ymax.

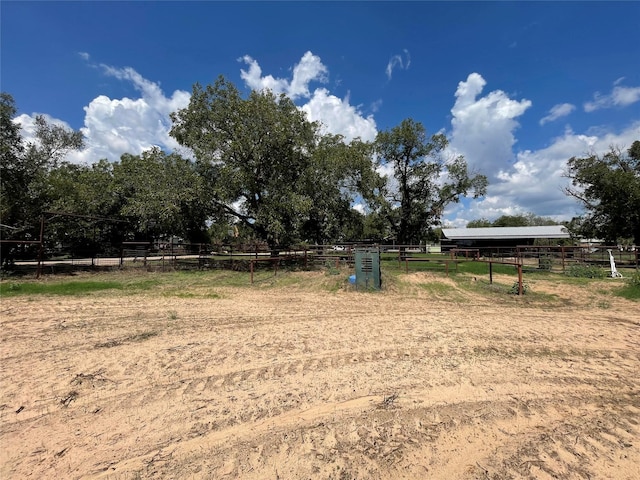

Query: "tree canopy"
<box><xmin>564</xmin><ymin>142</ymin><xmax>640</xmax><ymax>244</ymax></box>
<box><xmin>1</xmin><ymin>93</ymin><xmax>84</xmax><ymax>240</ymax></box>
<box><xmin>170</xmin><ymin>77</ymin><xmax>380</xmax><ymax>249</ymax></box>
<box><xmin>467</xmin><ymin>213</ymin><xmax>562</xmax><ymax>228</ymax></box>
<box><xmin>113</xmin><ymin>148</ymin><xmax>211</xmax><ymax>243</ymax></box>
<box><xmin>2</xmin><ymin>86</ymin><xmax>493</xmax><ymax>257</ymax></box>
<box><xmin>375</xmin><ymin>119</ymin><xmax>487</xmax><ymax>244</ymax></box>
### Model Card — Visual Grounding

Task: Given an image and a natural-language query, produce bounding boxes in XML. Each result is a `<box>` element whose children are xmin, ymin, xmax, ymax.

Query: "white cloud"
<box><xmin>584</xmin><ymin>80</ymin><xmax>640</xmax><ymax>112</ymax></box>
<box><xmin>539</xmin><ymin>103</ymin><xmax>575</xmax><ymax>125</ymax></box>
<box><xmin>448</xmin><ymin>72</ymin><xmax>532</xmax><ymax>176</ymax></box>
<box><xmin>239</xmin><ymin>51</ymin><xmax>328</xmax><ymax>100</ymax></box>
<box><xmin>16</xmin><ymin>64</ymin><xmax>190</xmax><ymax>163</ymax></box>
<box><xmin>445</xmin><ymin>122</ymin><xmax>640</xmax><ymax>226</ymax></box>
<box><xmin>16</xmin><ymin>62</ymin><xmax>192</xmax><ymax>164</ymax></box>
<box><xmin>385</xmin><ymin>49</ymin><xmax>411</xmax><ymax>80</ymax></box>
<box><xmin>240</xmin><ymin>52</ymin><xmax>377</xmax><ymax>143</ymax></box>
<box><xmin>301</xmin><ymin>89</ymin><xmax>377</xmax><ymax>143</ymax></box>
<box><xmin>238</xmin><ymin>55</ymin><xmax>291</xmax><ymax>97</ymax></box>
<box><xmin>612</xmin><ymin>85</ymin><xmax>640</xmax><ymax>106</ymax></box>
<box><xmin>62</xmin><ymin>65</ymin><xmax>191</xmax><ymax>163</ymax></box>
<box><xmin>17</xmin><ymin>53</ymin><xmax>374</xmax><ymax>164</ymax></box>
<box><xmin>56</xmin><ymin>65</ymin><xmax>189</xmax><ymax>163</ymax></box>
<box><xmin>443</xmin><ymin>72</ymin><xmax>640</xmax><ymax>226</ymax></box>
<box><xmin>352</xmin><ymin>203</ymin><xmax>366</xmax><ymax>214</ymax></box>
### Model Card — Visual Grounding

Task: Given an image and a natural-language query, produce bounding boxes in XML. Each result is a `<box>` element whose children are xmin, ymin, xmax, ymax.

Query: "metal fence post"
<box><xmin>36</xmin><ymin>215</ymin><xmax>45</xmax><ymax>279</ymax></box>
<box><xmin>518</xmin><ymin>264</ymin><xmax>523</xmax><ymax>295</ymax></box>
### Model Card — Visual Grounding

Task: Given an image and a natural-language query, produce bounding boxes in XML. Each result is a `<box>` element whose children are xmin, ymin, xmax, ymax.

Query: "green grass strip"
<box><xmin>0</xmin><ymin>279</ymin><xmax>160</xmax><ymax>296</ymax></box>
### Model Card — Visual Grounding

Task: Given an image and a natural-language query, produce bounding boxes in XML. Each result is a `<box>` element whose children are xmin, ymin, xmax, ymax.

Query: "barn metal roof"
<box><xmin>442</xmin><ymin>225</ymin><xmax>570</xmax><ymax>240</ymax></box>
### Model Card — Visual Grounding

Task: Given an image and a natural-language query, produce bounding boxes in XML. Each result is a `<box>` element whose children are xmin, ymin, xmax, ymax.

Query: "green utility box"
<box><xmin>354</xmin><ymin>247</ymin><xmax>381</xmax><ymax>290</ymax></box>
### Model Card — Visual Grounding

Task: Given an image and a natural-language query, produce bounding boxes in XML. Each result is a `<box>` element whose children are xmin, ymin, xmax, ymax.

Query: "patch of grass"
<box><xmin>554</xmin><ymin>275</ymin><xmax>593</xmax><ymax>286</ymax></box>
<box><xmin>454</xmin><ymin>276</ymin><xmax>559</xmax><ymax>305</ymax></box>
<box><xmin>417</xmin><ymin>281</ymin><xmax>456</xmax><ymax>295</ymax></box>
<box><xmin>0</xmin><ymin>280</ymin><xmax>124</xmax><ymax>296</ymax></box>
<box><xmin>615</xmin><ymin>272</ymin><xmax>640</xmax><ymax>300</ymax></box>
<box><xmin>324</xmin><ymin>260</ymin><xmax>342</xmax><ymax>276</ymax></box>
<box><xmin>0</xmin><ymin>270</ymin><xmax>254</xmax><ymax>297</ymax></box>
<box><xmin>616</xmin><ymin>285</ymin><xmax>640</xmax><ymax>300</ymax></box>
<box><xmin>627</xmin><ymin>270</ymin><xmax>640</xmax><ymax>287</ymax></box>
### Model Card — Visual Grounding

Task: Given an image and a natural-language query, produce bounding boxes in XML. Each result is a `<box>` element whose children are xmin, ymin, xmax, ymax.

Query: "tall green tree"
<box><xmin>170</xmin><ymin>77</ymin><xmax>379</xmax><ymax>249</ymax></box>
<box><xmin>375</xmin><ymin>118</ymin><xmax>488</xmax><ymax>244</ymax></box>
<box><xmin>44</xmin><ymin>160</ymin><xmax>125</xmax><ymax>255</ymax></box>
<box><xmin>0</xmin><ymin>93</ymin><xmax>84</xmax><ymax>239</ymax></box>
<box><xmin>112</xmin><ymin>148</ymin><xmax>211</xmax><ymax>243</ymax></box>
<box><xmin>0</xmin><ymin>93</ymin><xmax>24</xmax><ymax>232</ymax></box>
<box><xmin>170</xmin><ymin>77</ymin><xmax>317</xmax><ymax>249</ymax></box>
<box><xmin>301</xmin><ymin>134</ymin><xmax>380</xmax><ymax>244</ymax></box>
<box><xmin>47</xmin><ymin>160</ymin><xmax>117</xmax><ymax>216</ymax></box>
<box><xmin>565</xmin><ymin>142</ymin><xmax>640</xmax><ymax>244</ymax></box>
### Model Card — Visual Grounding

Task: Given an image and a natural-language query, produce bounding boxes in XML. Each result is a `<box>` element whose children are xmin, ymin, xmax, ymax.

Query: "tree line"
<box><xmin>466</xmin><ymin>213</ymin><xmax>563</xmax><ymax>228</ymax></box>
<box><xmin>1</xmin><ymin>78</ymin><xmax>487</xmax><ymax>257</ymax></box>
<box><xmin>2</xmin><ymin>77</ymin><xmax>639</xmax><ymax>262</ymax></box>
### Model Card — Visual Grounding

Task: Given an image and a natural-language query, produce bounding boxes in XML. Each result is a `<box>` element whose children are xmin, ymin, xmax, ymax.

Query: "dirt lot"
<box><xmin>1</xmin><ymin>270</ymin><xmax>639</xmax><ymax>479</ymax></box>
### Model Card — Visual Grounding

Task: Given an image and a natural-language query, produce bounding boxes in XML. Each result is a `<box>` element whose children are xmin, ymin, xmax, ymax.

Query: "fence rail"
<box><xmin>3</xmin><ymin>241</ymin><xmax>637</xmax><ymax>278</ymax></box>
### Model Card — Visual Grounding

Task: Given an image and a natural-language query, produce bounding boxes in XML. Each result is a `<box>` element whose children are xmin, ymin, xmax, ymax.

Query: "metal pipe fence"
<box><xmin>3</xmin><ymin>240</ymin><xmax>637</xmax><ymax>278</ymax></box>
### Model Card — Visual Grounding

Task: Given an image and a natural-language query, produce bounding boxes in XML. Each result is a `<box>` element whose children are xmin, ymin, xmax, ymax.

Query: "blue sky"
<box><xmin>2</xmin><ymin>1</ymin><xmax>639</xmax><ymax>227</ymax></box>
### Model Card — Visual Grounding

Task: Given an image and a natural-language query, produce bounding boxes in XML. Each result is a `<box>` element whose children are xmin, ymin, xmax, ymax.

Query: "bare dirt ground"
<box><xmin>1</xmin><ymin>271</ymin><xmax>639</xmax><ymax>479</ymax></box>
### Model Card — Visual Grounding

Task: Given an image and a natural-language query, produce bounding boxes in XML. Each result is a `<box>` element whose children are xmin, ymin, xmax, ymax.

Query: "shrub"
<box><xmin>565</xmin><ymin>264</ymin><xmax>606</xmax><ymax>278</ymax></box>
<box><xmin>509</xmin><ymin>281</ymin><xmax>529</xmax><ymax>295</ymax></box>
<box><xmin>538</xmin><ymin>258</ymin><xmax>553</xmax><ymax>270</ymax></box>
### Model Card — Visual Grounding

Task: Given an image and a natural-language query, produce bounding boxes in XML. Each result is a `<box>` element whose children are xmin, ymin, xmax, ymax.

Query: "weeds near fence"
<box><xmin>509</xmin><ymin>281</ymin><xmax>530</xmax><ymax>295</ymax></box>
<box><xmin>565</xmin><ymin>264</ymin><xmax>606</xmax><ymax>279</ymax></box>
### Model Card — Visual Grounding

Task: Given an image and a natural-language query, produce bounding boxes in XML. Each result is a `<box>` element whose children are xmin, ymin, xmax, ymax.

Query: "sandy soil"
<box><xmin>1</xmin><ymin>271</ymin><xmax>639</xmax><ymax>479</ymax></box>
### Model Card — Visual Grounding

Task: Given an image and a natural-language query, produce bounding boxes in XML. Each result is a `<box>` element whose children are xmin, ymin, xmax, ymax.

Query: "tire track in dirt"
<box><xmin>2</xmin><ymin>279</ymin><xmax>639</xmax><ymax>479</ymax></box>
<box><xmin>86</xmin><ymin>386</ymin><xmax>639</xmax><ymax>479</ymax></box>
<box><xmin>6</xmin><ymin>342</ymin><xmax>637</xmax><ymax>479</ymax></box>
<box><xmin>3</xmin><ymin>339</ymin><xmax>636</xmax><ymax>429</ymax></box>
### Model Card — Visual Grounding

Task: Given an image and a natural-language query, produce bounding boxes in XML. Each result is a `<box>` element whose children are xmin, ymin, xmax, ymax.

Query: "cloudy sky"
<box><xmin>3</xmin><ymin>1</ymin><xmax>639</xmax><ymax>227</ymax></box>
